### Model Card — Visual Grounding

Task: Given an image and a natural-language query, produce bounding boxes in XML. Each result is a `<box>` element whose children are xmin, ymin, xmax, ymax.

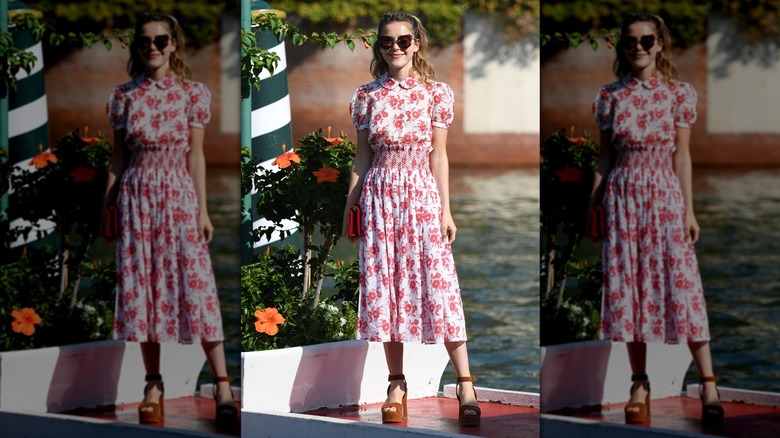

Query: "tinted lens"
<box><xmin>138</xmin><ymin>35</ymin><xmax>170</xmax><ymax>50</ymax></box>
<box><xmin>639</xmin><ymin>35</ymin><xmax>656</xmax><ymax>51</ymax></box>
<box><xmin>378</xmin><ymin>37</ymin><xmax>394</xmax><ymax>49</ymax></box>
<box><xmin>378</xmin><ymin>34</ymin><xmax>414</xmax><ymax>50</ymax></box>
<box><xmin>621</xmin><ymin>35</ymin><xmax>656</xmax><ymax>51</ymax></box>
<box><xmin>396</xmin><ymin>35</ymin><xmax>413</xmax><ymax>49</ymax></box>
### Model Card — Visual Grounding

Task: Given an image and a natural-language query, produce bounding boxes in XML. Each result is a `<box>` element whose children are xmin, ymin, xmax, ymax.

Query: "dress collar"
<box><xmin>623</xmin><ymin>75</ymin><xmax>662</xmax><ymax>90</ymax></box>
<box><xmin>380</xmin><ymin>74</ymin><xmax>420</xmax><ymax>90</ymax></box>
<box><xmin>136</xmin><ymin>74</ymin><xmax>176</xmax><ymax>90</ymax></box>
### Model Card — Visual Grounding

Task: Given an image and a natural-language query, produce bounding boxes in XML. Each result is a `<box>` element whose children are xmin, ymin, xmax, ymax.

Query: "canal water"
<box><xmin>690</xmin><ymin>169</ymin><xmax>780</xmax><ymax>393</ymax></box>
<box><xmin>442</xmin><ymin>168</ymin><xmax>540</xmax><ymax>393</ymax></box>
<box><xmin>203</xmin><ymin>167</ymin><xmax>242</xmax><ymax>385</ymax></box>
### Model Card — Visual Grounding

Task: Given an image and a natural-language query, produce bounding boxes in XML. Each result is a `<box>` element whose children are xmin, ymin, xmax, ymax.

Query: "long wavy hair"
<box><xmin>127</xmin><ymin>12</ymin><xmax>192</xmax><ymax>81</ymax></box>
<box><xmin>370</xmin><ymin>12</ymin><xmax>436</xmax><ymax>83</ymax></box>
<box><xmin>613</xmin><ymin>12</ymin><xmax>677</xmax><ymax>83</ymax></box>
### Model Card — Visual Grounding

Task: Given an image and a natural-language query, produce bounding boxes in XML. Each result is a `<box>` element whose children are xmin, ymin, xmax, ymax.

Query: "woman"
<box><xmin>590</xmin><ymin>12</ymin><xmax>723</xmax><ymax>426</ymax></box>
<box><xmin>343</xmin><ymin>11</ymin><xmax>481</xmax><ymax>427</ymax></box>
<box><xmin>103</xmin><ymin>12</ymin><xmax>236</xmax><ymax>427</ymax></box>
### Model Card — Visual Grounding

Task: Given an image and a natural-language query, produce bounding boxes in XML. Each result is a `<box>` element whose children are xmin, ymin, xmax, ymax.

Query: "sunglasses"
<box><xmin>378</xmin><ymin>34</ymin><xmax>416</xmax><ymax>50</ymax></box>
<box><xmin>137</xmin><ymin>35</ymin><xmax>172</xmax><ymax>50</ymax></box>
<box><xmin>620</xmin><ymin>34</ymin><xmax>657</xmax><ymax>51</ymax></box>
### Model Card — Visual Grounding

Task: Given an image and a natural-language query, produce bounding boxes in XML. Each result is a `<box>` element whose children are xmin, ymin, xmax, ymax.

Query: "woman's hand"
<box><xmin>441</xmin><ymin>211</ymin><xmax>457</xmax><ymax>244</ymax></box>
<box><xmin>199</xmin><ymin>211</ymin><xmax>214</xmax><ymax>244</ymax></box>
<box><xmin>685</xmin><ymin>211</ymin><xmax>700</xmax><ymax>244</ymax></box>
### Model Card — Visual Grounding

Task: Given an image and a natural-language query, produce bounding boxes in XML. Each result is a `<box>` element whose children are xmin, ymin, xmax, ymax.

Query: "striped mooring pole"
<box><xmin>240</xmin><ymin>0</ymin><xmax>297</xmax><ymax>264</ymax></box>
<box><xmin>1</xmin><ymin>0</ymin><xmax>51</xmax><ymax>249</ymax></box>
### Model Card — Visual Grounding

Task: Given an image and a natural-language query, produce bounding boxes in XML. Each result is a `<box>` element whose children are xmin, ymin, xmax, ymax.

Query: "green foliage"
<box><xmin>240</xmin><ymin>128</ymin><xmax>361</xmax><ymax>351</ymax></box>
<box><xmin>242</xmin><ymin>13</ymin><xmax>376</xmax><ymax>95</ymax></box>
<box><xmin>271</xmin><ymin>0</ymin><xmax>539</xmax><ymax>45</ymax></box>
<box><xmin>240</xmin><ymin>245</ymin><xmax>357</xmax><ymax>351</ymax></box>
<box><xmin>541</xmin><ymin>1</ymin><xmax>780</xmax><ymax>52</ymax></box>
<box><xmin>540</xmin><ymin>128</ymin><xmax>602</xmax><ymax>345</ymax></box>
<box><xmin>27</xmin><ymin>0</ymin><xmax>228</xmax><ymax>49</ymax></box>
<box><xmin>0</xmin><ymin>129</ymin><xmax>116</xmax><ymax>351</ymax></box>
<box><xmin>541</xmin><ymin>0</ymin><xmax>711</xmax><ymax>51</ymax></box>
<box><xmin>0</xmin><ymin>249</ymin><xmax>115</xmax><ymax>351</ymax></box>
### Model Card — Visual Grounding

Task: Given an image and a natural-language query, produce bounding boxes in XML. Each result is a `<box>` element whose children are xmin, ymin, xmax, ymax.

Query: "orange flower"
<box><xmin>566</xmin><ymin>126</ymin><xmax>587</xmax><ymax>147</ymax></box>
<box><xmin>313</xmin><ymin>166</ymin><xmax>340</xmax><ymax>183</ymax></box>
<box><xmin>556</xmin><ymin>166</ymin><xmax>583</xmax><ymax>183</ymax></box>
<box><xmin>11</xmin><ymin>307</ymin><xmax>42</xmax><ymax>336</ymax></box>
<box><xmin>254</xmin><ymin>307</ymin><xmax>286</xmax><ymax>335</ymax></box>
<box><xmin>324</xmin><ymin>126</ymin><xmax>343</xmax><ymax>146</ymax></box>
<box><xmin>29</xmin><ymin>145</ymin><xmax>57</xmax><ymax>169</ymax></box>
<box><xmin>80</xmin><ymin>126</ymin><xmax>101</xmax><ymax>147</ymax></box>
<box><xmin>271</xmin><ymin>144</ymin><xmax>301</xmax><ymax>169</ymax></box>
<box><xmin>70</xmin><ymin>166</ymin><xmax>97</xmax><ymax>183</ymax></box>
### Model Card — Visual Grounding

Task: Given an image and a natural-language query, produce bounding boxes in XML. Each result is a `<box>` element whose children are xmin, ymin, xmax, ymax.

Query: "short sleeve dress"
<box><xmin>350</xmin><ymin>74</ymin><xmax>467</xmax><ymax>343</ymax></box>
<box><xmin>593</xmin><ymin>75</ymin><xmax>710</xmax><ymax>344</ymax></box>
<box><xmin>107</xmin><ymin>74</ymin><xmax>224</xmax><ymax>343</ymax></box>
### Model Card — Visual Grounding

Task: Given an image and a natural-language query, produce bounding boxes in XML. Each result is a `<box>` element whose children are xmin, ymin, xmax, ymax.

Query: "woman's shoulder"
<box><xmin>111</xmin><ymin>78</ymin><xmax>140</xmax><ymax>94</ymax></box>
<box><xmin>181</xmin><ymin>80</ymin><xmax>210</xmax><ymax>94</ymax></box>
<box><xmin>667</xmin><ymin>80</ymin><xmax>696</xmax><ymax>94</ymax></box>
<box><xmin>597</xmin><ymin>79</ymin><xmax>626</xmax><ymax>95</ymax></box>
<box><xmin>426</xmin><ymin>79</ymin><xmax>452</xmax><ymax>92</ymax></box>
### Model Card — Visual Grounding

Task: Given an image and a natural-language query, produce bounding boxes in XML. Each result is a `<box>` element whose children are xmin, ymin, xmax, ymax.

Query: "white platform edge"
<box><xmin>441</xmin><ymin>384</ymin><xmax>540</xmax><ymax>408</ymax></box>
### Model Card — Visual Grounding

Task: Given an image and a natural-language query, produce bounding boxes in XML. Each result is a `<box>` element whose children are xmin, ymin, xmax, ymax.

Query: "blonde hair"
<box><xmin>127</xmin><ymin>12</ymin><xmax>192</xmax><ymax>81</ymax></box>
<box><xmin>370</xmin><ymin>12</ymin><xmax>435</xmax><ymax>83</ymax></box>
<box><xmin>613</xmin><ymin>12</ymin><xmax>678</xmax><ymax>83</ymax></box>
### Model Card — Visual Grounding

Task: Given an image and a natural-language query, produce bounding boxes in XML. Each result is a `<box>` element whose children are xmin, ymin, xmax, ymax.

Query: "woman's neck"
<box><xmin>387</xmin><ymin>64</ymin><xmax>414</xmax><ymax>82</ymax></box>
<box><xmin>146</xmin><ymin>65</ymin><xmax>170</xmax><ymax>81</ymax></box>
<box><xmin>631</xmin><ymin>65</ymin><xmax>656</xmax><ymax>82</ymax></box>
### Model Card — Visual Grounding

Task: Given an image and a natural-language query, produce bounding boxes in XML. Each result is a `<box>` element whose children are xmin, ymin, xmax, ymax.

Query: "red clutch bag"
<box><xmin>588</xmin><ymin>204</ymin><xmax>605</xmax><ymax>240</ymax></box>
<box><xmin>347</xmin><ymin>205</ymin><xmax>362</xmax><ymax>238</ymax></box>
<box><xmin>101</xmin><ymin>205</ymin><xmax>119</xmax><ymax>241</ymax></box>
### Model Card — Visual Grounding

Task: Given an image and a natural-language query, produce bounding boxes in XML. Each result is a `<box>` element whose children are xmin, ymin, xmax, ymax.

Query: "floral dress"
<box><xmin>350</xmin><ymin>74</ymin><xmax>467</xmax><ymax>343</ymax></box>
<box><xmin>593</xmin><ymin>75</ymin><xmax>710</xmax><ymax>343</ymax></box>
<box><xmin>107</xmin><ymin>74</ymin><xmax>223</xmax><ymax>343</ymax></box>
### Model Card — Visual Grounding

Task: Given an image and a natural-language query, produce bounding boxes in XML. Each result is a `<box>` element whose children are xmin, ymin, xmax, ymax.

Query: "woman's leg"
<box><xmin>202</xmin><ymin>341</ymin><xmax>234</xmax><ymax>405</ymax></box>
<box><xmin>383</xmin><ymin>342</ymin><xmax>405</xmax><ymax>412</ymax></box>
<box><xmin>140</xmin><ymin>342</ymin><xmax>162</xmax><ymax>403</ymax></box>
<box><xmin>445</xmin><ymin>341</ymin><xmax>478</xmax><ymax>411</ymax></box>
<box><xmin>626</xmin><ymin>342</ymin><xmax>648</xmax><ymax>407</ymax></box>
<box><xmin>688</xmin><ymin>341</ymin><xmax>720</xmax><ymax>405</ymax></box>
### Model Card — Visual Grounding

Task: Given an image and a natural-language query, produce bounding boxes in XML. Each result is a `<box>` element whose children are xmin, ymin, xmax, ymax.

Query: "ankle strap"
<box><xmin>215</xmin><ymin>376</ymin><xmax>231</xmax><ymax>383</ymax></box>
<box><xmin>631</xmin><ymin>374</ymin><xmax>648</xmax><ymax>381</ymax></box>
<box><xmin>145</xmin><ymin>373</ymin><xmax>162</xmax><ymax>381</ymax></box>
<box><xmin>457</xmin><ymin>376</ymin><xmax>475</xmax><ymax>384</ymax></box>
<box><xmin>700</xmin><ymin>376</ymin><xmax>717</xmax><ymax>384</ymax></box>
<box><xmin>388</xmin><ymin>374</ymin><xmax>405</xmax><ymax>381</ymax></box>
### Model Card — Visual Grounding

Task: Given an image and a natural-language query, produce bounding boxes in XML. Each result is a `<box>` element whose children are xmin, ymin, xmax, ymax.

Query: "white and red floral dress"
<box><xmin>350</xmin><ymin>74</ymin><xmax>467</xmax><ymax>343</ymax></box>
<box><xmin>593</xmin><ymin>75</ymin><xmax>710</xmax><ymax>343</ymax></box>
<box><xmin>107</xmin><ymin>75</ymin><xmax>224</xmax><ymax>343</ymax></box>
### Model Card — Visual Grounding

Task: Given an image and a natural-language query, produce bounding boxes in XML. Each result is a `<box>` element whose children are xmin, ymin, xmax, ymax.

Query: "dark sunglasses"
<box><xmin>137</xmin><ymin>35</ymin><xmax>171</xmax><ymax>50</ymax></box>
<box><xmin>620</xmin><ymin>34</ymin><xmax>657</xmax><ymax>51</ymax></box>
<box><xmin>378</xmin><ymin>34</ymin><xmax>416</xmax><ymax>50</ymax></box>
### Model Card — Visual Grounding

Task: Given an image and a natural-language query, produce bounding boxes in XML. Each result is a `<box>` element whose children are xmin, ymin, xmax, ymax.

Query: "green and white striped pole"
<box><xmin>5</xmin><ymin>2</ymin><xmax>51</xmax><ymax>249</ymax></box>
<box><xmin>248</xmin><ymin>1</ymin><xmax>297</xmax><ymax>255</ymax></box>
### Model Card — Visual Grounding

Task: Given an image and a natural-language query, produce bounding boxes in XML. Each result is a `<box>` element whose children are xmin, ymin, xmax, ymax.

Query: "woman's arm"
<box><xmin>590</xmin><ymin>129</ymin><xmax>614</xmax><ymax>207</ymax></box>
<box><xmin>673</xmin><ymin>127</ymin><xmax>699</xmax><ymax>243</ymax></box>
<box><xmin>103</xmin><ymin>130</ymin><xmax>128</xmax><ymax>211</ymax></box>
<box><xmin>430</xmin><ymin>126</ymin><xmax>456</xmax><ymax>244</ymax></box>
<box><xmin>188</xmin><ymin>126</ymin><xmax>213</xmax><ymax>244</ymax></box>
<box><xmin>342</xmin><ymin>129</ymin><xmax>372</xmax><ymax>243</ymax></box>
